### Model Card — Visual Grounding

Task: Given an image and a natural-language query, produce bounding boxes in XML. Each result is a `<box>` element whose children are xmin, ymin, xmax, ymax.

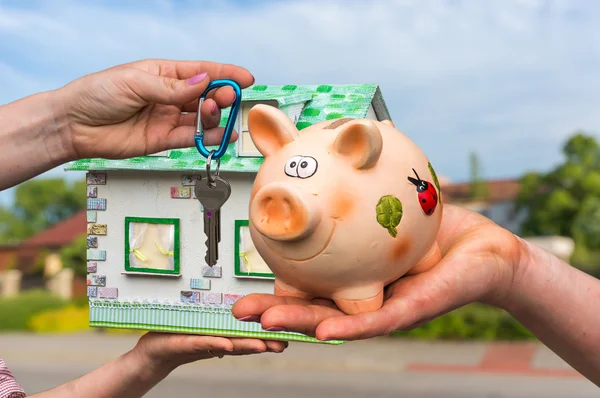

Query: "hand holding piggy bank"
<box><xmin>247</xmin><ymin>104</ymin><xmax>443</xmax><ymax>315</ymax></box>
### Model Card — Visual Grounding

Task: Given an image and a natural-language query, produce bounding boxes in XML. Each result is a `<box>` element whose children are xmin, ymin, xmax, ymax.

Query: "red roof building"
<box><xmin>22</xmin><ymin>211</ymin><xmax>87</xmax><ymax>248</ymax></box>
<box><xmin>0</xmin><ymin>211</ymin><xmax>86</xmax><ymax>274</ymax></box>
<box><xmin>440</xmin><ymin>178</ymin><xmax>526</xmax><ymax>234</ymax></box>
<box><xmin>441</xmin><ymin>178</ymin><xmax>522</xmax><ymax>204</ymax></box>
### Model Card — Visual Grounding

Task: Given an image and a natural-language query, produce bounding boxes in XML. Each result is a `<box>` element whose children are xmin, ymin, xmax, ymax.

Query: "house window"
<box><xmin>124</xmin><ymin>217</ymin><xmax>180</xmax><ymax>276</ymax></box>
<box><xmin>237</xmin><ymin>105</ymin><xmax>262</xmax><ymax>157</ymax></box>
<box><xmin>234</xmin><ymin>220</ymin><xmax>274</xmax><ymax>279</ymax></box>
<box><xmin>236</xmin><ymin>100</ymin><xmax>280</xmax><ymax>157</ymax></box>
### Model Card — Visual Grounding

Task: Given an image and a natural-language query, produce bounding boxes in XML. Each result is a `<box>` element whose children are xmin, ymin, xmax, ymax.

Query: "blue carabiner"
<box><xmin>194</xmin><ymin>79</ymin><xmax>242</xmax><ymax>159</ymax></box>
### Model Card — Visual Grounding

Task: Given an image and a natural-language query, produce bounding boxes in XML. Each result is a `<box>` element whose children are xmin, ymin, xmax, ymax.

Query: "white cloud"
<box><xmin>0</xmin><ymin>0</ymin><xmax>598</xmax><ymax>207</ymax></box>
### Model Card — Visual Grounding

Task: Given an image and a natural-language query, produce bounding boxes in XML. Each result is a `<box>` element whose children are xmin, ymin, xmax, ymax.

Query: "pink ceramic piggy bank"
<box><xmin>247</xmin><ymin>104</ymin><xmax>443</xmax><ymax>315</ymax></box>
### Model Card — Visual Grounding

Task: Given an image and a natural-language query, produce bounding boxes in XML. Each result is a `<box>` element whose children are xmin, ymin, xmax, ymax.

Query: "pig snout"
<box><xmin>250</xmin><ymin>182</ymin><xmax>321</xmax><ymax>241</ymax></box>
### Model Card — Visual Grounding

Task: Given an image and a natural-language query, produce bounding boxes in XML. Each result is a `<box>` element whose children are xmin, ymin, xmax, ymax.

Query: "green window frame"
<box><xmin>124</xmin><ymin>216</ymin><xmax>181</xmax><ymax>275</ymax></box>
<box><xmin>234</xmin><ymin>219</ymin><xmax>274</xmax><ymax>279</ymax></box>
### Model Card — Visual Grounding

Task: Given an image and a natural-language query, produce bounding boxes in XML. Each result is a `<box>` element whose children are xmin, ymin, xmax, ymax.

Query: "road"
<box><xmin>2</xmin><ymin>333</ymin><xmax>598</xmax><ymax>397</ymax></box>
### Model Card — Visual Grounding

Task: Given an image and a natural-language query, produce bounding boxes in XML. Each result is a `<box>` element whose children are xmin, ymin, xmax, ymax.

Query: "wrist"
<box><xmin>123</xmin><ymin>346</ymin><xmax>174</xmax><ymax>386</ymax></box>
<box><xmin>498</xmin><ymin>236</ymin><xmax>548</xmax><ymax>315</ymax></box>
<box><xmin>45</xmin><ymin>87</ymin><xmax>78</xmax><ymax>163</ymax></box>
<box><xmin>0</xmin><ymin>89</ymin><xmax>76</xmax><ymax>190</ymax></box>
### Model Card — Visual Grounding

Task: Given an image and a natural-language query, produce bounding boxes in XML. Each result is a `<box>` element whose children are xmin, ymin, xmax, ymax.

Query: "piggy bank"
<box><xmin>246</xmin><ymin>104</ymin><xmax>443</xmax><ymax>315</ymax></box>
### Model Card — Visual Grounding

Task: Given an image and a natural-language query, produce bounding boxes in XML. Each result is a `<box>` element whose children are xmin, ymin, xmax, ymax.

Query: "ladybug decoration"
<box><xmin>407</xmin><ymin>168</ymin><xmax>438</xmax><ymax>216</ymax></box>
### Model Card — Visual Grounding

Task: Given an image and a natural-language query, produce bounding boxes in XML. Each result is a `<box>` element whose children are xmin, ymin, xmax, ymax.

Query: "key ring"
<box><xmin>194</xmin><ymin>79</ymin><xmax>242</xmax><ymax>160</ymax></box>
<box><xmin>205</xmin><ymin>151</ymin><xmax>221</xmax><ymax>187</ymax></box>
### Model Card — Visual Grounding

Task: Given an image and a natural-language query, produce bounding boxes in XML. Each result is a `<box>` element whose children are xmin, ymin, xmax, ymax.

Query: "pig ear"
<box><xmin>381</xmin><ymin>120</ymin><xmax>395</xmax><ymax>128</ymax></box>
<box><xmin>332</xmin><ymin>120</ymin><xmax>383</xmax><ymax>170</ymax></box>
<box><xmin>247</xmin><ymin>104</ymin><xmax>299</xmax><ymax>157</ymax></box>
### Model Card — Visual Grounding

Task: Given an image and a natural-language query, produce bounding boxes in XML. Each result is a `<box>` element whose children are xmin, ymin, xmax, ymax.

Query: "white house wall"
<box><xmin>366</xmin><ymin>104</ymin><xmax>377</xmax><ymax>120</ymax></box>
<box><xmin>86</xmin><ymin>170</ymin><xmax>274</xmax><ymax>304</ymax></box>
<box><xmin>283</xmin><ymin>102</ymin><xmax>305</xmax><ymax>124</ymax></box>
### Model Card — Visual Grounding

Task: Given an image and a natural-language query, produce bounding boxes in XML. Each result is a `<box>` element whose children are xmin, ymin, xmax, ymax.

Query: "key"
<box><xmin>195</xmin><ymin>175</ymin><xmax>231</xmax><ymax>266</ymax></box>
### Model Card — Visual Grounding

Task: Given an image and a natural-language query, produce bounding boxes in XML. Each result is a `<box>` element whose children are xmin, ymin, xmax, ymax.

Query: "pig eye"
<box><xmin>285</xmin><ymin>156</ymin><xmax>302</xmax><ymax>177</ymax></box>
<box><xmin>297</xmin><ymin>156</ymin><xmax>318</xmax><ymax>179</ymax></box>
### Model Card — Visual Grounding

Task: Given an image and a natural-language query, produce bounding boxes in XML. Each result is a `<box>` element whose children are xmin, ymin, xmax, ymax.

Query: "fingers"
<box><xmin>129</xmin><ymin>69</ymin><xmax>213</xmax><ymax>106</ymax></box>
<box><xmin>178</xmin><ymin>112</ymin><xmax>197</xmax><ymax>127</ymax></box>
<box><xmin>260</xmin><ymin>303</ymin><xmax>345</xmax><ymax>338</ymax></box>
<box><xmin>143</xmin><ymin>59</ymin><xmax>255</xmax><ymax>88</ymax></box>
<box><xmin>177</xmin><ymin>101</ymin><xmax>222</xmax><ymax>131</ymax></box>
<box><xmin>221</xmin><ymin>338</ymin><xmax>268</xmax><ymax>355</ymax></box>
<box><xmin>314</xmin><ymin>305</ymin><xmax>399</xmax><ymax>341</ymax></box>
<box><xmin>314</xmin><ymin>275</ymin><xmax>447</xmax><ymax>341</ymax></box>
<box><xmin>264</xmin><ymin>340</ymin><xmax>288</xmax><ymax>353</ymax></box>
<box><xmin>180</xmin><ymin>87</ymin><xmax>237</xmax><ymax>113</ymax></box>
<box><xmin>177</xmin><ymin>334</ymin><xmax>234</xmax><ymax>353</ymax></box>
<box><xmin>199</xmin><ymin>98</ymin><xmax>221</xmax><ymax>130</ymax></box>
<box><xmin>165</xmin><ymin>126</ymin><xmax>238</xmax><ymax>151</ymax></box>
<box><xmin>231</xmin><ymin>293</ymin><xmax>312</xmax><ymax>319</ymax></box>
<box><xmin>232</xmin><ymin>294</ymin><xmax>345</xmax><ymax>339</ymax></box>
<box><xmin>143</xmin><ymin>332</ymin><xmax>235</xmax><ymax>356</ymax></box>
<box><xmin>198</xmin><ymin>338</ymin><xmax>287</xmax><ymax>359</ymax></box>
<box><xmin>232</xmin><ymin>293</ymin><xmax>395</xmax><ymax>342</ymax></box>
<box><xmin>129</xmin><ymin>59</ymin><xmax>251</xmax><ymax>111</ymax></box>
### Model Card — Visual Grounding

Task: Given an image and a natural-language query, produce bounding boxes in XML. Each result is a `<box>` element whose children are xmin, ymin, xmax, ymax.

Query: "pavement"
<box><xmin>1</xmin><ymin>332</ymin><xmax>598</xmax><ymax>397</ymax></box>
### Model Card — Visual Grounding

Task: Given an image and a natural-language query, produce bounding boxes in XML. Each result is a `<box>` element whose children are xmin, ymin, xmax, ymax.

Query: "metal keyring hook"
<box><xmin>194</xmin><ymin>79</ymin><xmax>242</xmax><ymax>160</ymax></box>
<box><xmin>205</xmin><ymin>151</ymin><xmax>221</xmax><ymax>187</ymax></box>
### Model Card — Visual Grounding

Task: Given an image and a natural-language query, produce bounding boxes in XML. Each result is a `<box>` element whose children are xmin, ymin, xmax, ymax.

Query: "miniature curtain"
<box><xmin>129</xmin><ymin>222</ymin><xmax>148</xmax><ymax>268</ymax></box>
<box><xmin>155</xmin><ymin>223</ymin><xmax>175</xmax><ymax>270</ymax></box>
<box><xmin>240</xmin><ymin>227</ymin><xmax>272</xmax><ymax>274</ymax></box>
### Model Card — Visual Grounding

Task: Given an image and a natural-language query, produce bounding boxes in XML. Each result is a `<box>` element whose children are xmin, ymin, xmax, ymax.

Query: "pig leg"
<box><xmin>274</xmin><ymin>278</ymin><xmax>314</xmax><ymax>301</ymax></box>
<box><xmin>405</xmin><ymin>240</ymin><xmax>441</xmax><ymax>276</ymax></box>
<box><xmin>332</xmin><ymin>285</ymin><xmax>384</xmax><ymax>315</ymax></box>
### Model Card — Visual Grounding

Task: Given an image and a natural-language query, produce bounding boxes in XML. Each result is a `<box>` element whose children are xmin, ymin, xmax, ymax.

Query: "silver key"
<box><xmin>195</xmin><ymin>175</ymin><xmax>231</xmax><ymax>266</ymax></box>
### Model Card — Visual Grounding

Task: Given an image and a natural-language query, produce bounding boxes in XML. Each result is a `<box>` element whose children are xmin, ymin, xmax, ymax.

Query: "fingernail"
<box><xmin>188</xmin><ymin>72</ymin><xmax>207</xmax><ymax>85</ymax></box>
<box><xmin>265</xmin><ymin>327</ymin><xmax>286</xmax><ymax>332</ymax></box>
<box><xmin>211</xmin><ymin>102</ymin><xmax>218</xmax><ymax>116</ymax></box>
<box><xmin>238</xmin><ymin>315</ymin><xmax>260</xmax><ymax>322</ymax></box>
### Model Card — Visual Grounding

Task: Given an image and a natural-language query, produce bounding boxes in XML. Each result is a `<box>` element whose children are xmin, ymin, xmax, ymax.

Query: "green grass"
<box><xmin>0</xmin><ymin>289</ymin><xmax>82</xmax><ymax>332</ymax></box>
<box><xmin>391</xmin><ymin>303</ymin><xmax>535</xmax><ymax>341</ymax></box>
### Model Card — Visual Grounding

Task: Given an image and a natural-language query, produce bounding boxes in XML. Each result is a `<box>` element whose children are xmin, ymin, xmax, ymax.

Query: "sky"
<box><xmin>1</xmin><ymin>0</ymin><xmax>599</xmax><ymax>205</ymax></box>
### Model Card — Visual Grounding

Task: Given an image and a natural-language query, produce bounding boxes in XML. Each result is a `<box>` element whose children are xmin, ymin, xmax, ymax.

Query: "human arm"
<box><xmin>504</xmin><ymin>236</ymin><xmax>600</xmax><ymax>384</ymax></box>
<box><xmin>232</xmin><ymin>204</ymin><xmax>600</xmax><ymax>386</ymax></box>
<box><xmin>29</xmin><ymin>332</ymin><xmax>286</xmax><ymax>398</ymax></box>
<box><xmin>0</xmin><ymin>59</ymin><xmax>254</xmax><ymax>190</ymax></box>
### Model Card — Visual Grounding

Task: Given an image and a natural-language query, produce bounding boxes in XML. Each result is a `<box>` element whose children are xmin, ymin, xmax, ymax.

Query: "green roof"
<box><xmin>64</xmin><ymin>84</ymin><xmax>391</xmax><ymax>173</ymax></box>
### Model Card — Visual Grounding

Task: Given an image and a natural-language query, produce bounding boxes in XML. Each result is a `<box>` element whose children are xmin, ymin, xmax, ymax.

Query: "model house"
<box><xmin>65</xmin><ymin>84</ymin><xmax>392</xmax><ymax>344</ymax></box>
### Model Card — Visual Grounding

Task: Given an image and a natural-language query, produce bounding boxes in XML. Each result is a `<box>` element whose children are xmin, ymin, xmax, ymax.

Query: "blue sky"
<box><xmin>1</xmin><ymin>0</ymin><xmax>599</xmax><ymax>205</ymax></box>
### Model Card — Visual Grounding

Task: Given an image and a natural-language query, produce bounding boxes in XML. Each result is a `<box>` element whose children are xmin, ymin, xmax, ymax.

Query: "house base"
<box><xmin>89</xmin><ymin>300</ymin><xmax>344</xmax><ymax>345</ymax></box>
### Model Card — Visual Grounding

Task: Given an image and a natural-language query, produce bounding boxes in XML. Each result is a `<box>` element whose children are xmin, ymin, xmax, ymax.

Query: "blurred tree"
<box><xmin>0</xmin><ymin>178</ymin><xmax>86</xmax><ymax>244</ymax></box>
<box><xmin>515</xmin><ymin>132</ymin><xmax>600</xmax><ymax>274</ymax></box>
<box><xmin>469</xmin><ymin>152</ymin><xmax>489</xmax><ymax>200</ymax></box>
<box><xmin>60</xmin><ymin>234</ymin><xmax>87</xmax><ymax>277</ymax></box>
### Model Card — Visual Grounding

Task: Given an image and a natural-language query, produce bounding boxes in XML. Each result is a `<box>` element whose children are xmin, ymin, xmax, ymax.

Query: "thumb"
<box><xmin>132</xmin><ymin>70</ymin><xmax>211</xmax><ymax>106</ymax></box>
